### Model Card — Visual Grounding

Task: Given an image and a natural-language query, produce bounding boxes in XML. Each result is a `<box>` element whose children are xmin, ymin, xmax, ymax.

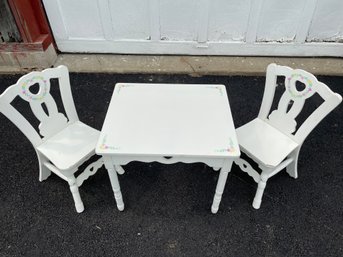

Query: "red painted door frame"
<box><xmin>1</xmin><ymin>0</ymin><xmax>54</xmax><ymax>52</ymax></box>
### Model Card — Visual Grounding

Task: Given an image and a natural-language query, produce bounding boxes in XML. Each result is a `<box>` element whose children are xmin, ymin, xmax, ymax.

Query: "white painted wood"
<box><xmin>208</xmin><ymin>0</ymin><xmax>250</xmax><ymax>42</ymax></box>
<box><xmin>286</xmin><ymin>148</ymin><xmax>300</xmax><ymax>179</ymax></box>
<box><xmin>234</xmin><ymin>158</ymin><xmax>260</xmax><ymax>183</ymax></box>
<box><xmin>149</xmin><ymin>0</ymin><xmax>160</xmax><ymax>41</ymax></box>
<box><xmin>196</xmin><ymin>0</ymin><xmax>210</xmax><ymax>43</ymax></box>
<box><xmin>30</xmin><ymin>95</ymin><xmax>58</xmax><ymax>122</ymax></box>
<box><xmin>97</xmin><ymin>0</ymin><xmax>114</xmax><ymax>40</ymax></box>
<box><xmin>57</xmin><ymin>0</ymin><xmax>104</xmax><ymax>39</ymax></box>
<box><xmin>259</xmin><ymin>64</ymin><xmax>342</xmax><ymax>144</ymax></box>
<box><xmin>54</xmin><ymin>40</ymin><xmax>343</xmax><ymax>56</ymax></box>
<box><xmin>235</xmin><ymin>63</ymin><xmax>342</xmax><ymax>209</ymax></box>
<box><xmin>295</xmin><ymin>0</ymin><xmax>318</xmax><ymax>43</ymax></box>
<box><xmin>159</xmin><ymin>0</ymin><xmax>198</xmax><ymax>41</ymax></box>
<box><xmin>258</xmin><ymin>63</ymin><xmax>278</xmax><ymax>119</ymax></box>
<box><xmin>115</xmin><ymin>165</ymin><xmax>125</xmax><ymax>175</ymax></box>
<box><xmin>211</xmin><ymin>160</ymin><xmax>233</xmax><ymax>214</ymax></box>
<box><xmin>43</xmin><ymin>0</ymin><xmax>343</xmax><ymax>56</ymax></box>
<box><xmin>41</xmin><ymin>0</ymin><xmax>69</xmax><ymax>40</ymax></box>
<box><xmin>57</xmin><ymin>66</ymin><xmax>79</xmax><ymax>124</ymax></box>
<box><xmin>252</xmin><ymin>158</ymin><xmax>293</xmax><ymax>209</ymax></box>
<box><xmin>103</xmin><ymin>156</ymin><xmax>124</xmax><ymax>211</ymax></box>
<box><xmin>37</xmin><ymin>151</ymin><xmax>51</xmax><ymax>181</ymax></box>
<box><xmin>97</xmin><ymin>83</ymin><xmax>239</xmax><ymax>157</ymax></box>
<box><xmin>37</xmin><ymin>121</ymin><xmax>99</xmax><ymax>171</ymax></box>
<box><xmin>257</xmin><ymin>0</ymin><xmax>306</xmax><ymax>42</ymax></box>
<box><xmin>237</xmin><ymin>118</ymin><xmax>299</xmax><ymax>167</ymax></box>
<box><xmin>0</xmin><ymin>66</ymin><xmax>124</xmax><ymax>213</ymax></box>
<box><xmin>76</xmin><ymin>158</ymin><xmax>104</xmax><ymax>187</ymax></box>
<box><xmin>68</xmin><ymin>175</ymin><xmax>84</xmax><ymax>213</ymax></box>
<box><xmin>96</xmin><ymin>83</ymin><xmax>240</xmax><ymax>213</ymax></box>
<box><xmin>109</xmin><ymin>0</ymin><xmax>150</xmax><ymax>40</ymax></box>
<box><xmin>245</xmin><ymin>0</ymin><xmax>264</xmax><ymax>43</ymax></box>
<box><xmin>308</xmin><ymin>0</ymin><xmax>343</xmax><ymax>42</ymax></box>
<box><xmin>104</xmin><ymin>155</ymin><xmax>226</xmax><ymax>171</ymax></box>
<box><xmin>43</xmin><ymin>161</ymin><xmax>71</xmax><ymax>181</ymax></box>
<box><xmin>252</xmin><ymin>171</ymin><xmax>268</xmax><ymax>209</ymax></box>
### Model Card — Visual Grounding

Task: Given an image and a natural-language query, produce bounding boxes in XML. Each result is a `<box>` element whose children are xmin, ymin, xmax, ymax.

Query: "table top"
<box><xmin>96</xmin><ymin>83</ymin><xmax>240</xmax><ymax>158</ymax></box>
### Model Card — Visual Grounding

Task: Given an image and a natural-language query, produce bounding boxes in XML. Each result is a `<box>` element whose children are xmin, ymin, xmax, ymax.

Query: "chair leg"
<box><xmin>115</xmin><ymin>165</ymin><xmax>125</xmax><ymax>175</ymax></box>
<box><xmin>286</xmin><ymin>149</ymin><xmax>300</xmax><ymax>179</ymax></box>
<box><xmin>37</xmin><ymin>153</ymin><xmax>51</xmax><ymax>182</ymax></box>
<box><xmin>68</xmin><ymin>176</ymin><xmax>85</xmax><ymax>213</ymax></box>
<box><xmin>252</xmin><ymin>173</ymin><xmax>268</xmax><ymax>209</ymax></box>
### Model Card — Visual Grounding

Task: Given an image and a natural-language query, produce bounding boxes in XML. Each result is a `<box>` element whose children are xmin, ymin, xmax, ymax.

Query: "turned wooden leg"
<box><xmin>115</xmin><ymin>165</ymin><xmax>125</xmax><ymax>175</ymax></box>
<box><xmin>211</xmin><ymin>160</ymin><xmax>233</xmax><ymax>214</ymax></box>
<box><xmin>104</xmin><ymin>157</ymin><xmax>124</xmax><ymax>211</ymax></box>
<box><xmin>67</xmin><ymin>176</ymin><xmax>84</xmax><ymax>213</ymax></box>
<box><xmin>286</xmin><ymin>149</ymin><xmax>300</xmax><ymax>179</ymax></box>
<box><xmin>37</xmin><ymin>153</ymin><xmax>51</xmax><ymax>182</ymax></box>
<box><xmin>252</xmin><ymin>173</ymin><xmax>268</xmax><ymax>209</ymax></box>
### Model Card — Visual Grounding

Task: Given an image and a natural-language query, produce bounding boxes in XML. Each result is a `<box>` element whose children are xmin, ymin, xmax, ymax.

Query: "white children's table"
<box><xmin>96</xmin><ymin>83</ymin><xmax>240</xmax><ymax>213</ymax></box>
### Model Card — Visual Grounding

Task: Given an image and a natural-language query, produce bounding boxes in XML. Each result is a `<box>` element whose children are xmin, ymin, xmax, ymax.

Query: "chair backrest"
<box><xmin>258</xmin><ymin>63</ymin><xmax>342</xmax><ymax>144</ymax></box>
<box><xmin>0</xmin><ymin>65</ymin><xmax>79</xmax><ymax>147</ymax></box>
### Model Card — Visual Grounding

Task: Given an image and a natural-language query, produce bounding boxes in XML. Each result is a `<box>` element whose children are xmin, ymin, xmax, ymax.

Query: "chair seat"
<box><xmin>236</xmin><ymin>118</ymin><xmax>299</xmax><ymax>168</ymax></box>
<box><xmin>37</xmin><ymin>121</ymin><xmax>100</xmax><ymax>171</ymax></box>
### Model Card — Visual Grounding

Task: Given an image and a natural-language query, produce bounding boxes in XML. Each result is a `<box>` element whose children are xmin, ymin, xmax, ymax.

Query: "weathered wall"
<box><xmin>0</xmin><ymin>0</ymin><xmax>21</xmax><ymax>42</ymax></box>
<box><xmin>42</xmin><ymin>0</ymin><xmax>343</xmax><ymax>56</ymax></box>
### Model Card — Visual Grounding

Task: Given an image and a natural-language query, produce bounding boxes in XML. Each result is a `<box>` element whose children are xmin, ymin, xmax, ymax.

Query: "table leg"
<box><xmin>103</xmin><ymin>156</ymin><xmax>124</xmax><ymax>211</ymax></box>
<box><xmin>211</xmin><ymin>160</ymin><xmax>233</xmax><ymax>214</ymax></box>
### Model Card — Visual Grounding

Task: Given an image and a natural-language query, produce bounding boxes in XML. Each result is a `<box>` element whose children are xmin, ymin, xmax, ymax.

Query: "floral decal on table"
<box><xmin>116</xmin><ymin>84</ymin><xmax>136</xmax><ymax>94</ymax></box>
<box><xmin>206</xmin><ymin>86</ymin><xmax>224</xmax><ymax>96</ymax></box>
<box><xmin>215</xmin><ymin>138</ymin><xmax>235</xmax><ymax>153</ymax></box>
<box><xmin>99</xmin><ymin>135</ymin><xmax>120</xmax><ymax>151</ymax></box>
<box><xmin>286</xmin><ymin>73</ymin><xmax>313</xmax><ymax>98</ymax></box>
<box><xmin>21</xmin><ymin>76</ymin><xmax>48</xmax><ymax>101</ymax></box>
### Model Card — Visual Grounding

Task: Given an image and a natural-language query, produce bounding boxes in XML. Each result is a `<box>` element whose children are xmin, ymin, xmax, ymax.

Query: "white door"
<box><xmin>43</xmin><ymin>0</ymin><xmax>343</xmax><ymax>56</ymax></box>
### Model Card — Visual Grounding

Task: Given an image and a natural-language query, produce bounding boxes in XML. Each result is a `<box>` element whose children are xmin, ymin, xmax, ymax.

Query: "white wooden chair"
<box><xmin>0</xmin><ymin>65</ymin><xmax>119</xmax><ymax>213</ymax></box>
<box><xmin>235</xmin><ymin>63</ymin><xmax>342</xmax><ymax>209</ymax></box>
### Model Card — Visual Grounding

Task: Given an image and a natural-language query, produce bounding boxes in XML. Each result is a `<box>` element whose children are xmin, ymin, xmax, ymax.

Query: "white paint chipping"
<box><xmin>208</xmin><ymin>0</ymin><xmax>250</xmax><ymax>42</ymax></box>
<box><xmin>257</xmin><ymin>0</ymin><xmax>305</xmax><ymax>42</ymax></box>
<box><xmin>159</xmin><ymin>0</ymin><xmax>198</xmax><ymax>41</ymax></box>
<box><xmin>308</xmin><ymin>0</ymin><xmax>343</xmax><ymax>42</ymax></box>
<box><xmin>43</xmin><ymin>0</ymin><xmax>343</xmax><ymax>56</ymax></box>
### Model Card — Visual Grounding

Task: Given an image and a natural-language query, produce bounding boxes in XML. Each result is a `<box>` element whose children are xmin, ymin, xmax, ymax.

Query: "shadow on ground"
<box><xmin>0</xmin><ymin>73</ymin><xmax>342</xmax><ymax>257</ymax></box>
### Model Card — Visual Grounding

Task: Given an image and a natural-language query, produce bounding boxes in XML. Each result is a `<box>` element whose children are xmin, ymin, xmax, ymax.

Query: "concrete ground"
<box><xmin>0</xmin><ymin>72</ymin><xmax>342</xmax><ymax>257</ymax></box>
<box><xmin>1</xmin><ymin>54</ymin><xmax>343</xmax><ymax>76</ymax></box>
<box><xmin>55</xmin><ymin>55</ymin><xmax>343</xmax><ymax>76</ymax></box>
